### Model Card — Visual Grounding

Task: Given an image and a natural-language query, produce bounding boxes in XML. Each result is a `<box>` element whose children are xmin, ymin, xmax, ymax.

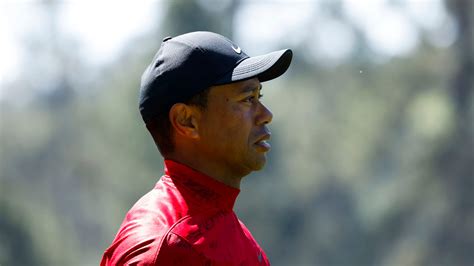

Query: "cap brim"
<box><xmin>215</xmin><ymin>49</ymin><xmax>293</xmax><ymax>84</ymax></box>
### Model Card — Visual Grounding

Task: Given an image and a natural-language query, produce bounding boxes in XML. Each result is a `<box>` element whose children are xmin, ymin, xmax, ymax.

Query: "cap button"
<box><xmin>162</xmin><ymin>36</ymin><xmax>172</xmax><ymax>42</ymax></box>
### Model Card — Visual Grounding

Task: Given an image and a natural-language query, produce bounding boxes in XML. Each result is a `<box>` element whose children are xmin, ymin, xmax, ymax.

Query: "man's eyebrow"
<box><xmin>239</xmin><ymin>84</ymin><xmax>263</xmax><ymax>94</ymax></box>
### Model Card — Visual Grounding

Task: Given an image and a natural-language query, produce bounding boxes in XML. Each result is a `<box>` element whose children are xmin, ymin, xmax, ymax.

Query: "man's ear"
<box><xmin>169</xmin><ymin>103</ymin><xmax>200</xmax><ymax>139</ymax></box>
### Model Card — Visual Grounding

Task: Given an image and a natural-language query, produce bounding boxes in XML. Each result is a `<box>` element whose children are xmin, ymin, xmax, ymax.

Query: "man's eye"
<box><xmin>244</xmin><ymin>96</ymin><xmax>255</xmax><ymax>102</ymax></box>
<box><xmin>243</xmin><ymin>94</ymin><xmax>263</xmax><ymax>103</ymax></box>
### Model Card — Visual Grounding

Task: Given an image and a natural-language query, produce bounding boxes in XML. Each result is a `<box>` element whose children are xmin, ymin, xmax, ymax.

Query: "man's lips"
<box><xmin>254</xmin><ymin>133</ymin><xmax>271</xmax><ymax>151</ymax></box>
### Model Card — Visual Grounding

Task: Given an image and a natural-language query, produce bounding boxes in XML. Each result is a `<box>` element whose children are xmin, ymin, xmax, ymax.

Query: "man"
<box><xmin>101</xmin><ymin>31</ymin><xmax>292</xmax><ymax>265</ymax></box>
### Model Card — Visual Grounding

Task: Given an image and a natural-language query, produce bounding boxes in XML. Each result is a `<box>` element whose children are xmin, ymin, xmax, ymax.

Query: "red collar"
<box><xmin>163</xmin><ymin>160</ymin><xmax>240</xmax><ymax>211</ymax></box>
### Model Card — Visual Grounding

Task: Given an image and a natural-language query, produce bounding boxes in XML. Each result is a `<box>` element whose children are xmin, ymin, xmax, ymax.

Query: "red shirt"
<box><xmin>101</xmin><ymin>160</ymin><xmax>270</xmax><ymax>265</ymax></box>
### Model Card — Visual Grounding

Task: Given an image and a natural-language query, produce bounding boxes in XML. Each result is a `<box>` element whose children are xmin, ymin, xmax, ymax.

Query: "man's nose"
<box><xmin>256</xmin><ymin>102</ymin><xmax>273</xmax><ymax>125</ymax></box>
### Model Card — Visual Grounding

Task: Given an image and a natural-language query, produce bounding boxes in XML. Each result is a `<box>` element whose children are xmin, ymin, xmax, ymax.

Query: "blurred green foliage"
<box><xmin>0</xmin><ymin>0</ymin><xmax>473</xmax><ymax>265</ymax></box>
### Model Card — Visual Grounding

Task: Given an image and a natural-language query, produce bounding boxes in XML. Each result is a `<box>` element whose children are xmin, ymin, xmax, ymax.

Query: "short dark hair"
<box><xmin>145</xmin><ymin>87</ymin><xmax>210</xmax><ymax>156</ymax></box>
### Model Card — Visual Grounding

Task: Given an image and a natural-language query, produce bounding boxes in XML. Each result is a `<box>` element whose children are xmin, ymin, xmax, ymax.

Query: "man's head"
<box><xmin>139</xmin><ymin>31</ymin><xmax>292</xmax><ymax>181</ymax></box>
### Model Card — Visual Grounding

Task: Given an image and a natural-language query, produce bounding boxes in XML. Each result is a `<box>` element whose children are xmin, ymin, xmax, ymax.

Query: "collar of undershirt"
<box><xmin>163</xmin><ymin>159</ymin><xmax>240</xmax><ymax>211</ymax></box>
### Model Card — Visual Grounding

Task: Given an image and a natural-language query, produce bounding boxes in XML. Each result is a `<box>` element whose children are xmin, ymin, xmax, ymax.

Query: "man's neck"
<box><xmin>165</xmin><ymin>154</ymin><xmax>246</xmax><ymax>189</ymax></box>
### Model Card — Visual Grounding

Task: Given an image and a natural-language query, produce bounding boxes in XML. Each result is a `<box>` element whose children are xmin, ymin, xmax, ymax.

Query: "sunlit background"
<box><xmin>1</xmin><ymin>0</ymin><xmax>473</xmax><ymax>265</ymax></box>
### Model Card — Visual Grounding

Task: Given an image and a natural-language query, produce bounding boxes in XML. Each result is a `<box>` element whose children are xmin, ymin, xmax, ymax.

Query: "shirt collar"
<box><xmin>163</xmin><ymin>159</ymin><xmax>240</xmax><ymax>211</ymax></box>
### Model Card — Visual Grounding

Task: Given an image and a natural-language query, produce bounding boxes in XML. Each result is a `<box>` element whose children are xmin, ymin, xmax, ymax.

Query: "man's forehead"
<box><xmin>209</xmin><ymin>78</ymin><xmax>261</xmax><ymax>96</ymax></box>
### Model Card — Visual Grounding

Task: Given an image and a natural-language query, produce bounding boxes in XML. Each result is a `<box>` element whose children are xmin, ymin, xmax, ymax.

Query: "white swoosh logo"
<box><xmin>231</xmin><ymin>45</ymin><xmax>241</xmax><ymax>54</ymax></box>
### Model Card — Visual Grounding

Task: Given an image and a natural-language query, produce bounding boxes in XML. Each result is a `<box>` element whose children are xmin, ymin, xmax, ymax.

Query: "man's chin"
<box><xmin>250</xmin><ymin>154</ymin><xmax>267</xmax><ymax>171</ymax></box>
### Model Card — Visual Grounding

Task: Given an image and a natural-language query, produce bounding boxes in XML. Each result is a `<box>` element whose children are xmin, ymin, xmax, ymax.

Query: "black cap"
<box><xmin>139</xmin><ymin>31</ymin><xmax>293</xmax><ymax>120</ymax></box>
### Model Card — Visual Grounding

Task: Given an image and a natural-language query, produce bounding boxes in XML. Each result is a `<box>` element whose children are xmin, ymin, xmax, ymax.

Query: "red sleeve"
<box><xmin>100</xmin><ymin>233</ymin><xmax>159</xmax><ymax>266</ymax></box>
<box><xmin>100</xmin><ymin>232</ymin><xmax>210</xmax><ymax>266</ymax></box>
<box><xmin>154</xmin><ymin>232</ymin><xmax>211</xmax><ymax>265</ymax></box>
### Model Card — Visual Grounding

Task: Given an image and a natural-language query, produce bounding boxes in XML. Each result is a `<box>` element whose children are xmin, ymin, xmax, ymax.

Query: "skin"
<box><xmin>167</xmin><ymin>78</ymin><xmax>273</xmax><ymax>189</ymax></box>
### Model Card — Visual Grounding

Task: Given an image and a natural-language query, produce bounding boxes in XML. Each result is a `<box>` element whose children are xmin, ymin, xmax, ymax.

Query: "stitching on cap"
<box><xmin>171</xmin><ymin>38</ymin><xmax>205</xmax><ymax>54</ymax></box>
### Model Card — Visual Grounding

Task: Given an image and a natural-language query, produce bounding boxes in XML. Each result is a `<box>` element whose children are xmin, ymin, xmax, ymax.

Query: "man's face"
<box><xmin>196</xmin><ymin>78</ymin><xmax>273</xmax><ymax>177</ymax></box>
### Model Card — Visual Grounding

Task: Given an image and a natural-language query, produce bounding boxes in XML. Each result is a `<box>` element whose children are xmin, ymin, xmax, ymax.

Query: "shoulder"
<box><xmin>100</xmin><ymin>212</ymin><xmax>166</xmax><ymax>266</ymax></box>
<box><xmin>170</xmin><ymin>210</ymin><xmax>239</xmax><ymax>261</ymax></box>
<box><xmin>154</xmin><ymin>232</ymin><xmax>211</xmax><ymax>265</ymax></box>
<box><xmin>101</xmin><ymin>215</ymin><xmax>201</xmax><ymax>265</ymax></box>
<box><xmin>171</xmin><ymin>210</ymin><xmax>230</xmax><ymax>243</ymax></box>
<box><xmin>101</xmin><ymin>180</ymin><xmax>190</xmax><ymax>265</ymax></box>
<box><xmin>101</xmin><ymin>225</ymin><xmax>209</xmax><ymax>265</ymax></box>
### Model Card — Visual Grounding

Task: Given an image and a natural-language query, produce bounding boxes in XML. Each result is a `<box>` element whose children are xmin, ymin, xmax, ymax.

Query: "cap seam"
<box><xmin>169</xmin><ymin>38</ymin><xmax>206</xmax><ymax>54</ymax></box>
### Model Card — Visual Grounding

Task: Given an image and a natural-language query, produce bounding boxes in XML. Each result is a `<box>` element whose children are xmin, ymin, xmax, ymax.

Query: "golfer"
<box><xmin>101</xmin><ymin>31</ymin><xmax>292</xmax><ymax>265</ymax></box>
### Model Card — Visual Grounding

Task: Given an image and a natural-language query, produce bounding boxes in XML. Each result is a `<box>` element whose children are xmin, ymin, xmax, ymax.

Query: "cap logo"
<box><xmin>231</xmin><ymin>44</ymin><xmax>241</xmax><ymax>54</ymax></box>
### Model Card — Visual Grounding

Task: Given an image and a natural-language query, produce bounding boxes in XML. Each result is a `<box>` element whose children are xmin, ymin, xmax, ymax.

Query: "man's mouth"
<box><xmin>254</xmin><ymin>133</ymin><xmax>271</xmax><ymax>151</ymax></box>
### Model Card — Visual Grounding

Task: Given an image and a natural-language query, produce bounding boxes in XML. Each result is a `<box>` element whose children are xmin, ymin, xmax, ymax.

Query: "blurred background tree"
<box><xmin>0</xmin><ymin>0</ymin><xmax>472</xmax><ymax>265</ymax></box>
